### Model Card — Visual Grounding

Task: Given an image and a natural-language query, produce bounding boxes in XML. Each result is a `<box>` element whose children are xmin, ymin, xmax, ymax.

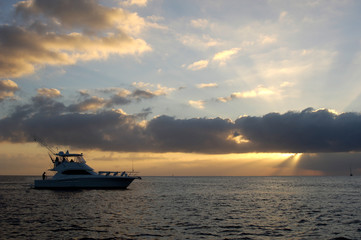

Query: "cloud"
<box><xmin>146</xmin><ymin>116</ymin><xmax>236</xmax><ymax>153</ymax></box>
<box><xmin>191</xmin><ymin>19</ymin><xmax>209</xmax><ymax>29</ymax></box>
<box><xmin>0</xmin><ymin>0</ymin><xmax>151</xmax><ymax>78</ymax></box>
<box><xmin>185</xmin><ymin>47</ymin><xmax>241</xmax><ymax>71</ymax></box>
<box><xmin>132</xmin><ymin>82</ymin><xmax>176</xmax><ymax>96</ymax></box>
<box><xmin>62</xmin><ymin>83</ymin><xmax>175</xmax><ymax>111</ymax></box>
<box><xmin>37</xmin><ymin>88</ymin><xmax>61</xmax><ymax>98</ymax></box>
<box><xmin>187</xmin><ymin>60</ymin><xmax>209</xmax><ymax>71</ymax></box>
<box><xmin>189</xmin><ymin>100</ymin><xmax>205</xmax><ymax>109</ymax></box>
<box><xmin>217</xmin><ymin>85</ymin><xmax>275</xmax><ymax>102</ymax></box>
<box><xmin>196</xmin><ymin>83</ymin><xmax>218</xmax><ymax>88</ymax></box>
<box><xmin>15</xmin><ymin>0</ymin><xmax>146</xmax><ymax>34</ymax></box>
<box><xmin>0</xmin><ymin>25</ymin><xmax>70</xmax><ymax>78</ymax></box>
<box><xmin>279</xmin><ymin>11</ymin><xmax>288</xmax><ymax>22</ymax></box>
<box><xmin>235</xmin><ymin>108</ymin><xmax>361</xmax><ymax>153</ymax></box>
<box><xmin>122</xmin><ymin>0</ymin><xmax>148</xmax><ymax>7</ymax></box>
<box><xmin>258</xmin><ymin>34</ymin><xmax>277</xmax><ymax>45</ymax></box>
<box><xmin>152</xmin><ymin>85</ymin><xmax>176</xmax><ymax>96</ymax></box>
<box><xmin>106</xmin><ymin>94</ymin><xmax>132</xmax><ymax>107</ymax></box>
<box><xmin>80</xmin><ymin>88</ymin><xmax>132</xmax><ymax>109</ymax></box>
<box><xmin>132</xmin><ymin>89</ymin><xmax>156</xmax><ymax>99</ymax></box>
<box><xmin>0</xmin><ymin>96</ymin><xmax>238</xmax><ymax>153</ymax></box>
<box><xmin>0</xmin><ymin>80</ymin><xmax>19</xmax><ymax>101</ymax></box>
<box><xmin>212</xmin><ymin>47</ymin><xmax>241</xmax><ymax>65</ymax></box>
<box><xmin>179</xmin><ymin>34</ymin><xmax>220</xmax><ymax>49</ymax></box>
<box><xmin>2</xmin><ymin>103</ymin><xmax>361</xmax><ymax>154</ymax></box>
<box><xmin>68</xmin><ymin>96</ymin><xmax>106</xmax><ymax>112</ymax></box>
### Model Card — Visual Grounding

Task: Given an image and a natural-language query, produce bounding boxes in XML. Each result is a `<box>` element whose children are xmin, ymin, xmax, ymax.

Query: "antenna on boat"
<box><xmin>33</xmin><ymin>136</ymin><xmax>56</xmax><ymax>155</ymax></box>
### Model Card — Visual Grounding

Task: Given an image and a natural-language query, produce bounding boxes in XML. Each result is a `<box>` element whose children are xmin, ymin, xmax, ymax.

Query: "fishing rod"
<box><xmin>33</xmin><ymin>136</ymin><xmax>56</xmax><ymax>155</ymax></box>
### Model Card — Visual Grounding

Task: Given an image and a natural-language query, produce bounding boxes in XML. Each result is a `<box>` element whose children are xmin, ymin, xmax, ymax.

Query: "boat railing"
<box><xmin>98</xmin><ymin>171</ymin><xmax>129</xmax><ymax>176</ymax></box>
<box><xmin>97</xmin><ymin>171</ymin><xmax>141</xmax><ymax>179</ymax></box>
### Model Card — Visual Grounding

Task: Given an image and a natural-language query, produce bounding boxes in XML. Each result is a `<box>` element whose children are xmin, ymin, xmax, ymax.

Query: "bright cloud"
<box><xmin>218</xmin><ymin>86</ymin><xmax>275</xmax><ymax>103</ymax></box>
<box><xmin>68</xmin><ymin>96</ymin><xmax>106</xmax><ymax>112</ymax></box>
<box><xmin>179</xmin><ymin>34</ymin><xmax>220</xmax><ymax>50</ymax></box>
<box><xmin>212</xmin><ymin>48</ymin><xmax>241</xmax><ymax>64</ymax></box>
<box><xmin>0</xmin><ymin>0</ymin><xmax>151</xmax><ymax>78</ymax></box>
<box><xmin>122</xmin><ymin>0</ymin><xmax>148</xmax><ymax>7</ymax></box>
<box><xmin>187</xmin><ymin>60</ymin><xmax>209</xmax><ymax>71</ymax></box>
<box><xmin>132</xmin><ymin>82</ymin><xmax>176</xmax><ymax>96</ymax></box>
<box><xmin>189</xmin><ymin>100</ymin><xmax>205</xmax><ymax>109</ymax></box>
<box><xmin>186</xmin><ymin>47</ymin><xmax>241</xmax><ymax>71</ymax></box>
<box><xmin>37</xmin><ymin>88</ymin><xmax>61</xmax><ymax>98</ymax></box>
<box><xmin>197</xmin><ymin>83</ymin><xmax>218</xmax><ymax>88</ymax></box>
<box><xmin>0</xmin><ymin>80</ymin><xmax>19</xmax><ymax>101</ymax></box>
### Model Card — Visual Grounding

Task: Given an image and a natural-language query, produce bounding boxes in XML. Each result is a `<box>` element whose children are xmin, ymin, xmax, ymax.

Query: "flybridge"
<box><xmin>56</xmin><ymin>150</ymin><xmax>83</xmax><ymax>157</ymax></box>
<box><xmin>52</xmin><ymin>150</ymin><xmax>86</xmax><ymax>165</ymax></box>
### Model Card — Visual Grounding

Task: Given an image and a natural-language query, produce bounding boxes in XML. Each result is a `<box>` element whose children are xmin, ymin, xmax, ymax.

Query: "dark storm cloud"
<box><xmin>146</xmin><ymin>116</ymin><xmax>238</xmax><ymax>153</ymax></box>
<box><xmin>26</xmin><ymin>110</ymin><xmax>152</xmax><ymax>152</ymax></box>
<box><xmin>235</xmin><ymin>108</ymin><xmax>361</xmax><ymax>153</ymax></box>
<box><xmin>0</xmin><ymin>95</ymin><xmax>151</xmax><ymax>150</ymax></box>
<box><xmin>0</xmin><ymin>98</ymin><xmax>238</xmax><ymax>153</ymax></box>
<box><xmin>2</xmin><ymin>104</ymin><xmax>361</xmax><ymax>154</ymax></box>
<box><xmin>0</xmin><ymin>96</ymin><xmax>66</xmax><ymax>142</ymax></box>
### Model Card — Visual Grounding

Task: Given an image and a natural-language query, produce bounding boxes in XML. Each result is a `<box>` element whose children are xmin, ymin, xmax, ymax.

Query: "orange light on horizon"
<box><xmin>0</xmin><ymin>142</ymin><xmax>309</xmax><ymax>176</ymax></box>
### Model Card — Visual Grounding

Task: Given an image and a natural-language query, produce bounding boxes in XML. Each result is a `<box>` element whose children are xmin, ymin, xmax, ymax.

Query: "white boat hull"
<box><xmin>34</xmin><ymin>176</ymin><xmax>136</xmax><ymax>189</ymax></box>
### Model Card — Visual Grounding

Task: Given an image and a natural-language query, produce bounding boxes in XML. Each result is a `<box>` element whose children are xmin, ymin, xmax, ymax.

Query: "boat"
<box><xmin>34</xmin><ymin>150</ymin><xmax>141</xmax><ymax>189</ymax></box>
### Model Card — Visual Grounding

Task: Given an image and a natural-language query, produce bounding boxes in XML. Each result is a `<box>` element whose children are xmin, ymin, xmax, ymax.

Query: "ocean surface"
<box><xmin>1</xmin><ymin>176</ymin><xmax>361</xmax><ymax>240</ymax></box>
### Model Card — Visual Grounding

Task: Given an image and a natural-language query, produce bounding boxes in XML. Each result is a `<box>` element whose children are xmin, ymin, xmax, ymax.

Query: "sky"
<box><xmin>1</xmin><ymin>0</ymin><xmax>361</xmax><ymax>176</ymax></box>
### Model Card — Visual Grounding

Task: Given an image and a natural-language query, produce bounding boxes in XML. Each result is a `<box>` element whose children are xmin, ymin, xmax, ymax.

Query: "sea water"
<box><xmin>1</xmin><ymin>176</ymin><xmax>361</xmax><ymax>239</ymax></box>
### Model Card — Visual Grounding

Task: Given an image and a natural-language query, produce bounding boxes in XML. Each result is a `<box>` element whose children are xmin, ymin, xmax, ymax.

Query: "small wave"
<box><xmin>329</xmin><ymin>237</ymin><xmax>352</xmax><ymax>240</ymax></box>
<box><xmin>298</xmin><ymin>219</ymin><xmax>308</xmax><ymax>223</ymax></box>
<box><xmin>345</xmin><ymin>219</ymin><xmax>361</xmax><ymax>224</ymax></box>
<box><xmin>185</xmin><ymin>225</ymin><xmax>212</xmax><ymax>230</ymax></box>
<box><xmin>194</xmin><ymin>232</ymin><xmax>219</xmax><ymax>237</ymax></box>
<box><xmin>220</xmin><ymin>225</ymin><xmax>243</xmax><ymax>229</ymax></box>
<box><xmin>130</xmin><ymin>233</ymin><xmax>170</xmax><ymax>238</ymax></box>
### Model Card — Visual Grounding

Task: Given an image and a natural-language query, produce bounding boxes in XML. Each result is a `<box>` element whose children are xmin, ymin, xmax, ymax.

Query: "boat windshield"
<box><xmin>54</xmin><ymin>151</ymin><xmax>86</xmax><ymax>164</ymax></box>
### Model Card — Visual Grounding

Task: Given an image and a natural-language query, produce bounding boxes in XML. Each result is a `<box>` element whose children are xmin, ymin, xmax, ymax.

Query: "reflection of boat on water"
<box><xmin>34</xmin><ymin>150</ymin><xmax>141</xmax><ymax>189</ymax></box>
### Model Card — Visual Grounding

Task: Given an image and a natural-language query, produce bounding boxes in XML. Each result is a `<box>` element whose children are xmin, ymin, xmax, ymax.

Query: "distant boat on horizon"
<box><xmin>350</xmin><ymin>166</ymin><xmax>353</xmax><ymax>176</ymax></box>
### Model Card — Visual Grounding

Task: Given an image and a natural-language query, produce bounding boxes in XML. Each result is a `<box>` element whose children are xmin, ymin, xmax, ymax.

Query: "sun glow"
<box><xmin>227</xmin><ymin>134</ymin><xmax>250</xmax><ymax>144</ymax></box>
<box><xmin>86</xmin><ymin>151</ymin><xmax>300</xmax><ymax>176</ymax></box>
<box><xmin>0</xmin><ymin>142</ymin><xmax>301</xmax><ymax>176</ymax></box>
